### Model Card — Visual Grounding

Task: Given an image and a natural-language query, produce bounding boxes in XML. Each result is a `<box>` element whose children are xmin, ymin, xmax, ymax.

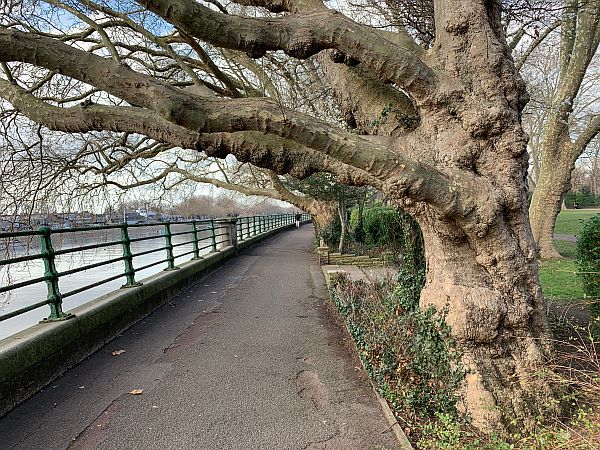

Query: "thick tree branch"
<box><xmin>319</xmin><ymin>55</ymin><xmax>418</xmax><ymax>135</ymax></box>
<box><xmin>231</xmin><ymin>0</ymin><xmax>294</xmax><ymax>12</ymax></box>
<box><xmin>134</xmin><ymin>0</ymin><xmax>438</xmax><ymax>102</ymax></box>
<box><xmin>574</xmin><ymin>115</ymin><xmax>600</xmax><ymax>150</ymax></box>
<box><xmin>560</xmin><ymin>0</ymin><xmax>580</xmax><ymax>74</ymax></box>
<box><xmin>0</xmin><ymin>26</ymin><xmax>466</xmax><ymax>217</ymax></box>
<box><xmin>515</xmin><ymin>20</ymin><xmax>561</xmax><ymax>71</ymax></box>
<box><xmin>0</xmin><ymin>78</ymin><xmax>201</xmax><ymax>148</ymax></box>
<box><xmin>0</xmin><ymin>27</ymin><xmax>402</xmax><ymax>176</ymax></box>
<box><xmin>267</xmin><ymin>172</ymin><xmax>327</xmax><ymax>210</ymax></box>
<box><xmin>0</xmin><ymin>78</ymin><xmax>383</xmax><ymax>187</ymax></box>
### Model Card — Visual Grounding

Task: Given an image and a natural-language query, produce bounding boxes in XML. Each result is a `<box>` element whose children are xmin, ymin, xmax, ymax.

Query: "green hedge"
<box><xmin>576</xmin><ymin>214</ymin><xmax>600</xmax><ymax>334</ymax></box>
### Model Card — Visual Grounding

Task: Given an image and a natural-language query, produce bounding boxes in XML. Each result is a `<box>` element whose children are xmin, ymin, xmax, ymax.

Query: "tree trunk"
<box><xmin>527</xmin><ymin>0</ymin><xmax>600</xmax><ymax>259</ymax></box>
<box><xmin>355</xmin><ymin>194</ymin><xmax>365</xmax><ymax>244</ymax></box>
<box><xmin>309</xmin><ymin>200</ymin><xmax>337</xmax><ymax>247</ymax></box>
<box><xmin>530</xmin><ymin>144</ymin><xmax>577</xmax><ymax>259</ymax></box>
<box><xmin>414</xmin><ymin>208</ymin><xmax>555</xmax><ymax>433</ymax></box>
<box><xmin>338</xmin><ymin>201</ymin><xmax>348</xmax><ymax>254</ymax></box>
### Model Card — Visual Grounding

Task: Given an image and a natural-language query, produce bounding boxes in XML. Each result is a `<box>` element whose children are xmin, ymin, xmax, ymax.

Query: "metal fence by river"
<box><xmin>0</xmin><ymin>214</ymin><xmax>305</xmax><ymax>339</ymax></box>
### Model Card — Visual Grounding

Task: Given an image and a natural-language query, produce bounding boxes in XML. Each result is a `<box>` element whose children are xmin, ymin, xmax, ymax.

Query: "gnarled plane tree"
<box><xmin>0</xmin><ymin>0</ymin><xmax>557</xmax><ymax>432</ymax></box>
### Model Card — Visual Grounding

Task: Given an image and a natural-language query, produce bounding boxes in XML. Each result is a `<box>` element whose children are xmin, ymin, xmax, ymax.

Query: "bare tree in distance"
<box><xmin>526</xmin><ymin>0</ymin><xmax>599</xmax><ymax>258</ymax></box>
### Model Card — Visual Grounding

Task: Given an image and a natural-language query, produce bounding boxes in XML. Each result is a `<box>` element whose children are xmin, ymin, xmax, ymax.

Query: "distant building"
<box><xmin>124</xmin><ymin>211</ymin><xmax>144</xmax><ymax>225</ymax></box>
<box><xmin>136</xmin><ymin>209</ymin><xmax>158</xmax><ymax>222</ymax></box>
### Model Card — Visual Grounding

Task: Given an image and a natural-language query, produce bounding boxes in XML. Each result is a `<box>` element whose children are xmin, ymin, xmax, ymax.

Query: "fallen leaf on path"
<box><xmin>129</xmin><ymin>389</ymin><xmax>143</xmax><ymax>395</ymax></box>
<box><xmin>112</xmin><ymin>349</ymin><xmax>126</xmax><ymax>356</ymax></box>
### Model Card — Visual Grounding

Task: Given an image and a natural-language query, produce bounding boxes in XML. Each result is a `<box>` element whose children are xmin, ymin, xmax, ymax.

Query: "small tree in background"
<box><xmin>285</xmin><ymin>173</ymin><xmax>366</xmax><ymax>252</ymax></box>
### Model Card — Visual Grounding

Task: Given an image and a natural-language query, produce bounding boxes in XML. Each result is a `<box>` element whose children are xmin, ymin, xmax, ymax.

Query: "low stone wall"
<box><xmin>316</xmin><ymin>247</ymin><xmax>391</xmax><ymax>267</ymax></box>
<box><xmin>0</xmin><ymin>222</ymin><xmax>297</xmax><ymax>417</ymax></box>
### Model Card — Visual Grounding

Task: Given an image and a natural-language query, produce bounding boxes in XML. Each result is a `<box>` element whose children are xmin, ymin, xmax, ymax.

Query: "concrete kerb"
<box><xmin>0</xmin><ymin>222</ymin><xmax>302</xmax><ymax>418</ymax></box>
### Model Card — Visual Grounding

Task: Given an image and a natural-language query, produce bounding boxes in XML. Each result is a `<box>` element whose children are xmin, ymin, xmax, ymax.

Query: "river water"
<box><xmin>0</xmin><ymin>224</ymin><xmax>216</xmax><ymax>340</ymax></box>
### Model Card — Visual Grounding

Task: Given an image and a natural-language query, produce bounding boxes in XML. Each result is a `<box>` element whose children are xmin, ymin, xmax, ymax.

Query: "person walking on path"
<box><xmin>295</xmin><ymin>212</ymin><xmax>302</xmax><ymax>227</ymax></box>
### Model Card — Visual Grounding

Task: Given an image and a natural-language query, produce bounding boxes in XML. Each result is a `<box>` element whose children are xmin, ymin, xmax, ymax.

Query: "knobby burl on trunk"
<box><xmin>0</xmin><ymin>0</ymin><xmax>559</xmax><ymax>432</ymax></box>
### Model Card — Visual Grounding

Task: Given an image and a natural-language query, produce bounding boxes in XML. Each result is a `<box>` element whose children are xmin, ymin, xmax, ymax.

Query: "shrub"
<box><xmin>318</xmin><ymin>215</ymin><xmax>341</xmax><ymax>249</ymax></box>
<box><xmin>330</xmin><ymin>266</ymin><xmax>464</xmax><ymax>424</ymax></box>
<box><xmin>576</xmin><ymin>214</ymin><xmax>600</xmax><ymax>333</ymax></box>
<box><xmin>363</xmin><ymin>205</ymin><xmax>405</xmax><ymax>246</ymax></box>
<box><xmin>349</xmin><ymin>204</ymin><xmax>424</xmax><ymax>265</ymax></box>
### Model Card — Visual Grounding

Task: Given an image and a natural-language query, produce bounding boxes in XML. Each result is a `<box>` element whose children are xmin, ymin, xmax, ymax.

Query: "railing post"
<box><xmin>192</xmin><ymin>221</ymin><xmax>201</xmax><ymax>259</ymax></box>
<box><xmin>163</xmin><ymin>222</ymin><xmax>178</xmax><ymax>270</ymax></box>
<box><xmin>231</xmin><ymin>219</ymin><xmax>239</xmax><ymax>253</ymax></box>
<box><xmin>210</xmin><ymin>219</ymin><xmax>218</xmax><ymax>252</ymax></box>
<box><xmin>246</xmin><ymin>217</ymin><xmax>251</xmax><ymax>239</ymax></box>
<box><xmin>253</xmin><ymin>216</ymin><xmax>257</xmax><ymax>236</ymax></box>
<box><xmin>39</xmin><ymin>226</ymin><xmax>72</xmax><ymax>321</ymax></box>
<box><xmin>120</xmin><ymin>223</ymin><xmax>141</xmax><ymax>287</ymax></box>
<box><xmin>237</xmin><ymin>219</ymin><xmax>242</xmax><ymax>242</ymax></box>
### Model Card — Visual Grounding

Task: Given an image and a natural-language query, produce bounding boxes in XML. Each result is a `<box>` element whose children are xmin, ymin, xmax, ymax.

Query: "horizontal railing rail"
<box><xmin>0</xmin><ymin>213</ymin><xmax>310</xmax><ymax>327</ymax></box>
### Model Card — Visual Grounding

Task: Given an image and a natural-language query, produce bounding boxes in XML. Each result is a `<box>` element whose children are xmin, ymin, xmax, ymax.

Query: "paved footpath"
<box><xmin>0</xmin><ymin>226</ymin><xmax>398</xmax><ymax>450</ymax></box>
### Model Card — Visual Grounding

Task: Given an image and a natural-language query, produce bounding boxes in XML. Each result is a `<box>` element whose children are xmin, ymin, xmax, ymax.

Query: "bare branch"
<box><xmin>515</xmin><ymin>20</ymin><xmax>561</xmax><ymax>71</ymax></box>
<box><xmin>135</xmin><ymin>0</ymin><xmax>438</xmax><ymax>102</ymax></box>
<box><xmin>574</xmin><ymin>115</ymin><xmax>600</xmax><ymax>151</ymax></box>
<box><xmin>0</xmin><ymin>78</ymin><xmax>200</xmax><ymax>148</ymax></box>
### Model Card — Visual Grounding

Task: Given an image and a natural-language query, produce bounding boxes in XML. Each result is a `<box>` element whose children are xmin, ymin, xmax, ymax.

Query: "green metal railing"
<box><xmin>0</xmin><ymin>213</ymin><xmax>310</xmax><ymax>324</ymax></box>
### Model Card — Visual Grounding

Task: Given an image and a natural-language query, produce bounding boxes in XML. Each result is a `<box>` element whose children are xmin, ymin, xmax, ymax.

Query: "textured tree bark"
<box><xmin>413</xmin><ymin>211</ymin><xmax>554</xmax><ymax>432</ymax></box>
<box><xmin>337</xmin><ymin>201</ymin><xmax>348</xmax><ymax>254</ymax></box>
<box><xmin>376</xmin><ymin>0</ymin><xmax>557</xmax><ymax>432</ymax></box>
<box><xmin>310</xmin><ymin>201</ymin><xmax>338</xmax><ymax>247</ymax></box>
<box><xmin>530</xmin><ymin>147</ymin><xmax>577</xmax><ymax>259</ymax></box>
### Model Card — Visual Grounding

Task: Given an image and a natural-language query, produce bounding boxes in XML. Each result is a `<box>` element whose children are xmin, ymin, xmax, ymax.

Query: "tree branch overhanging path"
<box><xmin>0</xmin><ymin>0</ymin><xmax>567</xmax><ymax>434</ymax></box>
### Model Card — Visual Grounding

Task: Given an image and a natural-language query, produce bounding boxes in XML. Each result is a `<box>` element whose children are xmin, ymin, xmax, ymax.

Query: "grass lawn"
<box><xmin>554</xmin><ymin>239</ymin><xmax>577</xmax><ymax>258</ymax></box>
<box><xmin>541</xmin><ymin>212</ymin><xmax>597</xmax><ymax>300</ymax></box>
<box><xmin>539</xmin><ymin>257</ymin><xmax>586</xmax><ymax>299</ymax></box>
<box><xmin>554</xmin><ymin>209</ymin><xmax>600</xmax><ymax>235</ymax></box>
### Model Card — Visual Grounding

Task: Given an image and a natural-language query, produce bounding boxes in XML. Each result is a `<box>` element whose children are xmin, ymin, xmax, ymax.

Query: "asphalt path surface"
<box><xmin>554</xmin><ymin>233</ymin><xmax>577</xmax><ymax>243</ymax></box>
<box><xmin>0</xmin><ymin>226</ymin><xmax>398</xmax><ymax>450</ymax></box>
